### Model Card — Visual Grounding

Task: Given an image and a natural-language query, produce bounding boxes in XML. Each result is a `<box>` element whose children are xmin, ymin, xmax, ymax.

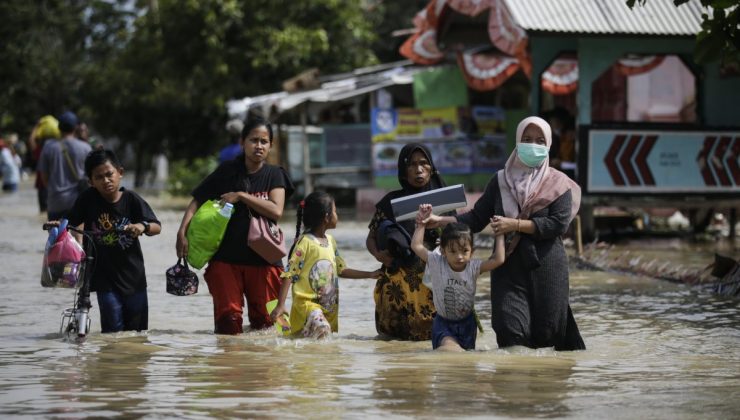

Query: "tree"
<box><xmin>627</xmin><ymin>0</ymin><xmax>740</xmax><ymax>65</ymax></box>
<box><xmin>365</xmin><ymin>0</ymin><xmax>429</xmax><ymax>63</ymax></box>
<box><xmin>0</xmin><ymin>0</ymin><xmax>410</xmax><ymax>185</ymax></box>
<box><xmin>0</xmin><ymin>1</ymin><xmax>98</xmax><ymax>134</ymax></box>
<box><xmin>86</xmin><ymin>0</ymin><xmax>385</xmax><ymax>185</ymax></box>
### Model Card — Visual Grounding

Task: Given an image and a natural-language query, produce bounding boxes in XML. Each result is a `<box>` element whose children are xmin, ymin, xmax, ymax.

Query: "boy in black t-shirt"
<box><xmin>67</xmin><ymin>150</ymin><xmax>161</xmax><ymax>333</ymax></box>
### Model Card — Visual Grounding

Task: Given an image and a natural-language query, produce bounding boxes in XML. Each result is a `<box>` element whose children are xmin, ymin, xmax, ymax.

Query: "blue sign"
<box><xmin>587</xmin><ymin>129</ymin><xmax>740</xmax><ymax>193</ymax></box>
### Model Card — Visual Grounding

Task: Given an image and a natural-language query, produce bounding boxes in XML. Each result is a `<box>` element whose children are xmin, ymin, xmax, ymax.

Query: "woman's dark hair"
<box><xmin>84</xmin><ymin>149</ymin><xmax>121</xmax><ymax>178</ymax></box>
<box><xmin>440</xmin><ymin>222</ymin><xmax>474</xmax><ymax>250</ymax></box>
<box><xmin>241</xmin><ymin>115</ymin><xmax>273</xmax><ymax>143</ymax></box>
<box><xmin>288</xmin><ymin>191</ymin><xmax>335</xmax><ymax>258</ymax></box>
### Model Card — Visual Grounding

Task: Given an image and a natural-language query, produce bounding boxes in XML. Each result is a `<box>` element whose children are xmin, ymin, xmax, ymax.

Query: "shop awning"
<box><xmin>226</xmin><ymin>63</ymin><xmax>426</xmax><ymax>119</ymax></box>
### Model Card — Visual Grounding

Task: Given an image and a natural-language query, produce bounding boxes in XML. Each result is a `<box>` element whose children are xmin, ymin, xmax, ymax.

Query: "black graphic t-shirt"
<box><xmin>67</xmin><ymin>188</ymin><xmax>160</xmax><ymax>295</ymax></box>
<box><xmin>192</xmin><ymin>161</ymin><xmax>294</xmax><ymax>266</ymax></box>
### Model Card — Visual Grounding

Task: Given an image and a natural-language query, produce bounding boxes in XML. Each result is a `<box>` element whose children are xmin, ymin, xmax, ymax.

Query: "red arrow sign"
<box><xmin>619</xmin><ymin>135</ymin><xmax>642</xmax><ymax>185</ymax></box>
<box><xmin>605</xmin><ymin>135</ymin><xmax>626</xmax><ymax>186</ymax></box>
<box><xmin>635</xmin><ymin>135</ymin><xmax>657</xmax><ymax>185</ymax></box>
<box><xmin>713</xmin><ymin>136</ymin><xmax>732</xmax><ymax>186</ymax></box>
<box><xmin>727</xmin><ymin>137</ymin><xmax>740</xmax><ymax>186</ymax></box>
<box><xmin>697</xmin><ymin>136</ymin><xmax>717</xmax><ymax>186</ymax></box>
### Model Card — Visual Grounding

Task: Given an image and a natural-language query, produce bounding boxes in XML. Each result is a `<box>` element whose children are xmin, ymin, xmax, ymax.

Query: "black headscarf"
<box><xmin>396</xmin><ymin>143</ymin><xmax>446</xmax><ymax>194</ymax></box>
<box><xmin>376</xmin><ymin>143</ymin><xmax>448</xmax><ymax>238</ymax></box>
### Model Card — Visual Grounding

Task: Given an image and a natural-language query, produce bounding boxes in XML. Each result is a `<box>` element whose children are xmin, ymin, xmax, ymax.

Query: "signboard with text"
<box><xmin>582</xmin><ymin>127</ymin><xmax>740</xmax><ymax>194</ymax></box>
<box><xmin>372</xmin><ymin>136</ymin><xmax>506</xmax><ymax>177</ymax></box>
<box><xmin>371</xmin><ymin>107</ymin><xmax>459</xmax><ymax>142</ymax></box>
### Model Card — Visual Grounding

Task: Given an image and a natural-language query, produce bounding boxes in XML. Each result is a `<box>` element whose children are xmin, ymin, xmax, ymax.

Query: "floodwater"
<box><xmin>1</xmin><ymin>182</ymin><xmax>739</xmax><ymax>419</ymax></box>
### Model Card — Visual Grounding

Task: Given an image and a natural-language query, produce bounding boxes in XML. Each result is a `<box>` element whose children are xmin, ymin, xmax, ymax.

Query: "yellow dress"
<box><xmin>281</xmin><ymin>233</ymin><xmax>345</xmax><ymax>336</ymax></box>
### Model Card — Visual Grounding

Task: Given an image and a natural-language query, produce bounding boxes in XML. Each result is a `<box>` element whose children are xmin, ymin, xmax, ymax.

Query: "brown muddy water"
<box><xmin>1</xmin><ymin>183</ymin><xmax>739</xmax><ymax>418</ymax></box>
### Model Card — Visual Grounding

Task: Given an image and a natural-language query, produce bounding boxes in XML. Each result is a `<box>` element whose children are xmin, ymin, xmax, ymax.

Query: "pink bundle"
<box><xmin>46</xmin><ymin>229</ymin><xmax>85</xmax><ymax>265</ymax></box>
<box><xmin>41</xmin><ymin>226</ymin><xmax>86</xmax><ymax>288</ymax></box>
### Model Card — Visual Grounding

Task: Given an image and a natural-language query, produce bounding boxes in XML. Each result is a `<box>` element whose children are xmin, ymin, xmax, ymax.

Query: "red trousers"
<box><xmin>204</xmin><ymin>261</ymin><xmax>282</xmax><ymax>334</ymax></box>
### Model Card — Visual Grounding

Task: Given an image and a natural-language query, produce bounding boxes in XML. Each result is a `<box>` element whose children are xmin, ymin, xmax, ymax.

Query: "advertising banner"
<box><xmin>371</xmin><ymin>107</ymin><xmax>459</xmax><ymax>142</ymax></box>
<box><xmin>372</xmin><ymin>136</ymin><xmax>507</xmax><ymax>177</ymax></box>
<box><xmin>372</xmin><ymin>106</ymin><xmax>506</xmax><ymax>142</ymax></box>
<box><xmin>585</xmin><ymin>128</ymin><xmax>740</xmax><ymax>193</ymax></box>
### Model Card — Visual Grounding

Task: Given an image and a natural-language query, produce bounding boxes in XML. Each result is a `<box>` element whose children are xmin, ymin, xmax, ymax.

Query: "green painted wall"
<box><xmin>702</xmin><ymin>61</ymin><xmax>740</xmax><ymax>127</ymax></box>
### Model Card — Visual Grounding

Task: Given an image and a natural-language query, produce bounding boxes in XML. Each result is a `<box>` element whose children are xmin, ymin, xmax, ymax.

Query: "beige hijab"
<box><xmin>498</xmin><ymin>117</ymin><xmax>581</xmax><ymax>251</ymax></box>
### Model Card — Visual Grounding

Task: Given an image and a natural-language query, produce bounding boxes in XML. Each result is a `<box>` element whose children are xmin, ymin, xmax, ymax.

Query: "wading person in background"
<box><xmin>365</xmin><ymin>143</ymin><xmax>455</xmax><ymax>341</ymax></box>
<box><xmin>0</xmin><ymin>137</ymin><xmax>22</xmax><ymax>192</ymax></box>
<box><xmin>29</xmin><ymin>116</ymin><xmax>61</xmax><ymax>213</ymax></box>
<box><xmin>176</xmin><ymin>116</ymin><xmax>294</xmax><ymax>334</ymax></box>
<box><xmin>219</xmin><ymin>119</ymin><xmax>244</xmax><ymax>164</ymax></box>
<box><xmin>37</xmin><ymin>111</ymin><xmax>92</xmax><ymax>220</ymax></box>
<box><xmin>423</xmin><ymin>116</ymin><xmax>585</xmax><ymax>351</ymax></box>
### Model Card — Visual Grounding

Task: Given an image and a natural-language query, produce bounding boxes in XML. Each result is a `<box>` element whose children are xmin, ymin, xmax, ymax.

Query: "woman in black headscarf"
<box><xmin>366</xmin><ymin>143</ymin><xmax>453</xmax><ymax>340</ymax></box>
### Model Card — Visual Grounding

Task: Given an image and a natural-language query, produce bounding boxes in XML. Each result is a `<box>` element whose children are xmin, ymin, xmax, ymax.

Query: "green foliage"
<box><xmin>365</xmin><ymin>0</ymin><xmax>429</xmax><ymax>63</ymax></box>
<box><xmin>627</xmin><ymin>0</ymin><xmax>740</xmax><ymax>65</ymax></box>
<box><xmin>167</xmin><ymin>156</ymin><xmax>218</xmax><ymax>197</ymax></box>
<box><xmin>0</xmin><ymin>0</ymin><xmax>423</xmax><ymax>185</ymax></box>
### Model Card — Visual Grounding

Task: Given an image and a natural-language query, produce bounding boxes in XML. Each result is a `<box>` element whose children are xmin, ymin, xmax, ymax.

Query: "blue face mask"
<box><xmin>517</xmin><ymin>143</ymin><xmax>549</xmax><ymax>167</ymax></box>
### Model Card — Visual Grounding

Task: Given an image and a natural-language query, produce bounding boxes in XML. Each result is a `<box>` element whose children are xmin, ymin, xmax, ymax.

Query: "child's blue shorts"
<box><xmin>432</xmin><ymin>312</ymin><xmax>477</xmax><ymax>350</ymax></box>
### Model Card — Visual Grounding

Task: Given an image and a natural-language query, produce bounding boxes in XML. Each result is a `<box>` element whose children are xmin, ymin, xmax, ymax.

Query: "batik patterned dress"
<box><xmin>369</xmin><ymin>208</ymin><xmax>436</xmax><ymax>341</ymax></box>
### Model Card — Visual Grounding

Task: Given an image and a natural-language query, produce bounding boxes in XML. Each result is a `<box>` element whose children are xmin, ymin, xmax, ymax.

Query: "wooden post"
<box><xmin>575</xmin><ymin>215</ymin><xmax>583</xmax><ymax>257</ymax></box>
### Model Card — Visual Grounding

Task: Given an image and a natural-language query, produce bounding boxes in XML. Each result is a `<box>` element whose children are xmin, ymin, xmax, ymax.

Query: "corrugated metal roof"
<box><xmin>504</xmin><ymin>0</ymin><xmax>703</xmax><ymax>35</ymax></box>
<box><xmin>226</xmin><ymin>63</ymin><xmax>430</xmax><ymax>118</ymax></box>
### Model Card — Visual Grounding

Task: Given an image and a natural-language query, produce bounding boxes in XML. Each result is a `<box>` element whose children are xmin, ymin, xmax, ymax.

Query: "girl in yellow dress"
<box><xmin>270</xmin><ymin>191</ymin><xmax>381</xmax><ymax>339</ymax></box>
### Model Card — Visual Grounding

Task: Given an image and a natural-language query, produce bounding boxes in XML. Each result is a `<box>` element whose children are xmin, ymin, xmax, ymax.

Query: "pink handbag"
<box><xmin>247</xmin><ymin>212</ymin><xmax>287</xmax><ymax>263</ymax></box>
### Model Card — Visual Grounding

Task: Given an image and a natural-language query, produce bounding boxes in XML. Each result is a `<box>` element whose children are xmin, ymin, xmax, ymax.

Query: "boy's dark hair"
<box><xmin>440</xmin><ymin>222</ymin><xmax>474</xmax><ymax>249</ymax></box>
<box><xmin>241</xmin><ymin>115</ymin><xmax>273</xmax><ymax>143</ymax></box>
<box><xmin>288</xmin><ymin>191</ymin><xmax>335</xmax><ymax>258</ymax></box>
<box><xmin>84</xmin><ymin>149</ymin><xmax>121</xmax><ymax>178</ymax></box>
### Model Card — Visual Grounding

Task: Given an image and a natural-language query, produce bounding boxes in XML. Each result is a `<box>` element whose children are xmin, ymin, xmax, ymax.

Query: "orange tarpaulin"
<box><xmin>400</xmin><ymin>0</ymin><xmax>530</xmax><ymax>91</ymax></box>
<box><xmin>457</xmin><ymin>49</ymin><xmax>520</xmax><ymax>91</ymax></box>
<box><xmin>399</xmin><ymin>29</ymin><xmax>444</xmax><ymax>65</ymax></box>
<box><xmin>616</xmin><ymin>55</ymin><xmax>665</xmax><ymax>77</ymax></box>
<box><xmin>542</xmin><ymin>56</ymin><xmax>579</xmax><ymax>95</ymax></box>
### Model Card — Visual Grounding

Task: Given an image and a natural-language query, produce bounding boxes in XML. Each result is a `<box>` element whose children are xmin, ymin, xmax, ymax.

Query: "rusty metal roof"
<box><xmin>504</xmin><ymin>0</ymin><xmax>704</xmax><ymax>35</ymax></box>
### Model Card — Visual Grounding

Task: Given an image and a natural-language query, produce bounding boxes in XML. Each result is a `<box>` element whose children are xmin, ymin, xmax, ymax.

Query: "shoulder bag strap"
<box><xmin>60</xmin><ymin>141</ymin><xmax>81</xmax><ymax>181</ymax></box>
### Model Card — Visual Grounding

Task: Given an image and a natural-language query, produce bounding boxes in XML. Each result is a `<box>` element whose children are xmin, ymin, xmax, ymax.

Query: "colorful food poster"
<box><xmin>436</xmin><ymin>141</ymin><xmax>473</xmax><ymax>174</ymax></box>
<box><xmin>472</xmin><ymin>106</ymin><xmax>506</xmax><ymax>136</ymax></box>
<box><xmin>372</xmin><ymin>142</ymin><xmax>406</xmax><ymax>176</ymax></box>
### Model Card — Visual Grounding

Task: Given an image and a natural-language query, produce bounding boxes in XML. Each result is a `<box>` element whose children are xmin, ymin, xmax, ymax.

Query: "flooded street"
<box><xmin>1</xmin><ymin>183</ymin><xmax>739</xmax><ymax>418</ymax></box>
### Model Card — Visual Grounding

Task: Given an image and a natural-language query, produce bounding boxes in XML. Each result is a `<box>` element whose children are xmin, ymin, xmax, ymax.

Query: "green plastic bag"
<box><xmin>186</xmin><ymin>200</ymin><xmax>234</xmax><ymax>269</ymax></box>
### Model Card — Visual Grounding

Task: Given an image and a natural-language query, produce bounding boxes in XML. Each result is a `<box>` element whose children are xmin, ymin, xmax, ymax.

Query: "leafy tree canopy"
<box><xmin>627</xmin><ymin>0</ymin><xmax>740</xmax><ymax>65</ymax></box>
<box><xmin>0</xmin><ymin>0</ymin><xmax>422</xmax><ymax>183</ymax></box>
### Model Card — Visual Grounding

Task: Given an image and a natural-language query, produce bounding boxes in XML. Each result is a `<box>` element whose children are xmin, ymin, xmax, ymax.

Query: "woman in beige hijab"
<box><xmin>423</xmin><ymin>116</ymin><xmax>585</xmax><ymax>350</ymax></box>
